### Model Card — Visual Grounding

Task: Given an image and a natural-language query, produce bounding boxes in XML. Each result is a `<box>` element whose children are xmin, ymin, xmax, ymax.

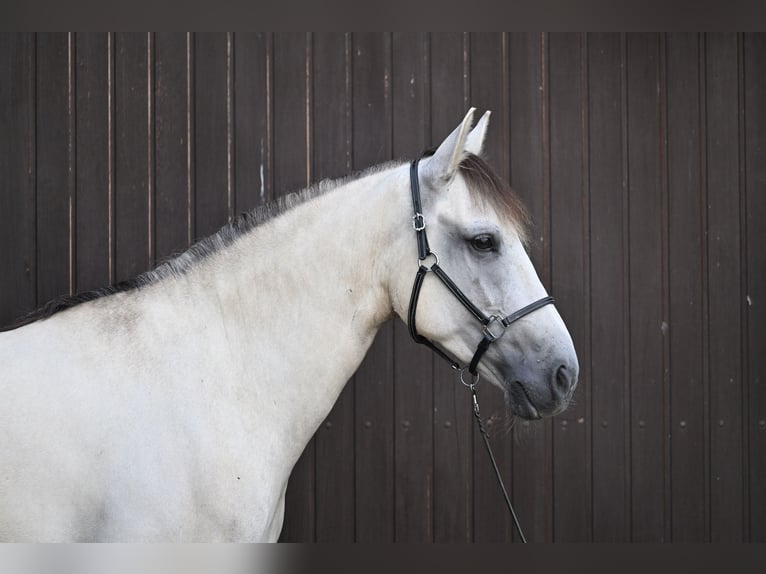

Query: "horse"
<box><xmin>0</xmin><ymin>108</ymin><xmax>578</xmax><ymax>542</ymax></box>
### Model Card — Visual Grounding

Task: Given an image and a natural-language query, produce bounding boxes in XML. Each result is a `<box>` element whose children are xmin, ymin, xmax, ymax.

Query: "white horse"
<box><xmin>0</xmin><ymin>109</ymin><xmax>578</xmax><ymax>542</ymax></box>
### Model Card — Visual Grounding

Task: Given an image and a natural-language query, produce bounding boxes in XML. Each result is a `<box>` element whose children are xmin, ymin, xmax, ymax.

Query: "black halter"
<box><xmin>406</xmin><ymin>153</ymin><xmax>556</xmax><ymax>543</ymax></box>
<box><xmin>407</xmin><ymin>154</ymin><xmax>555</xmax><ymax>383</ymax></box>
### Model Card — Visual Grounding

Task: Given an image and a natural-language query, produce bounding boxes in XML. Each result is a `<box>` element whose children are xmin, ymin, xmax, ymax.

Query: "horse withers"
<box><xmin>0</xmin><ymin>109</ymin><xmax>578</xmax><ymax>541</ymax></box>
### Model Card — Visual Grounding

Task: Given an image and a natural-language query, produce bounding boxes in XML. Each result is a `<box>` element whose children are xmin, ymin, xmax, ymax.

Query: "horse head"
<box><xmin>390</xmin><ymin>109</ymin><xmax>579</xmax><ymax>420</ymax></box>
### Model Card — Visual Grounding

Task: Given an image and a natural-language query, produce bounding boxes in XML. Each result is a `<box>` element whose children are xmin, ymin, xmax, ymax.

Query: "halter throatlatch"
<box><xmin>406</xmin><ymin>153</ymin><xmax>556</xmax><ymax>544</ymax></box>
<box><xmin>407</xmin><ymin>154</ymin><xmax>555</xmax><ymax>380</ymax></box>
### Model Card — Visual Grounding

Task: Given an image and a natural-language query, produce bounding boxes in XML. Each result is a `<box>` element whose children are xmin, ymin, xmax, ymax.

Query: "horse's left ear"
<box><xmin>422</xmin><ymin>107</ymin><xmax>476</xmax><ymax>183</ymax></box>
<box><xmin>422</xmin><ymin>108</ymin><xmax>492</xmax><ymax>184</ymax></box>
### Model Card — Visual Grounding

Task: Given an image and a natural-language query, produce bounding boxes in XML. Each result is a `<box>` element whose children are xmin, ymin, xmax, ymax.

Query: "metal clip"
<box><xmin>412</xmin><ymin>212</ymin><xmax>426</xmax><ymax>231</ymax></box>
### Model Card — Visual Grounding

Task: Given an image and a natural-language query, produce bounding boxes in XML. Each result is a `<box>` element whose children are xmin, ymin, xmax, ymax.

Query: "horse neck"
<box><xmin>184</xmin><ymin>164</ymin><xmax>410</xmax><ymax>466</ymax></box>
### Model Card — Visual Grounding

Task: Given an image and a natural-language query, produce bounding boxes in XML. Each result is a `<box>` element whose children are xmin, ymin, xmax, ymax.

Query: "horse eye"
<box><xmin>471</xmin><ymin>234</ymin><xmax>495</xmax><ymax>252</ymax></box>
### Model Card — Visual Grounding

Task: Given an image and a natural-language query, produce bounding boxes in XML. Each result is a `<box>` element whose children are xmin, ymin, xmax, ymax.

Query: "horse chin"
<box><xmin>504</xmin><ymin>380</ymin><xmax>543</xmax><ymax>421</ymax></box>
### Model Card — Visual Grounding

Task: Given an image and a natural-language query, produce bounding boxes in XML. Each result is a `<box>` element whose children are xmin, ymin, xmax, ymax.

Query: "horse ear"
<box><xmin>422</xmin><ymin>107</ymin><xmax>475</xmax><ymax>182</ymax></box>
<box><xmin>464</xmin><ymin>110</ymin><xmax>491</xmax><ymax>156</ymax></box>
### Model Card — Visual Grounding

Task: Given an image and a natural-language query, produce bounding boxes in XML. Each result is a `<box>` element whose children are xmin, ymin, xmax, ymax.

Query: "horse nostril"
<box><xmin>554</xmin><ymin>364</ymin><xmax>573</xmax><ymax>397</ymax></box>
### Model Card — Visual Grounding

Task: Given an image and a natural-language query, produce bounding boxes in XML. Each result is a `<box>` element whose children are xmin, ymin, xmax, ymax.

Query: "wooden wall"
<box><xmin>0</xmin><ymin>33</ymin><xmax>763</xmax><ymax>542</ymax></box>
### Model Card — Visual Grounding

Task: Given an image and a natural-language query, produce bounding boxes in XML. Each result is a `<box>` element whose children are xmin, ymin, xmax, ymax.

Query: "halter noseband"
<box><xmin>407</xmin><ymin>154</ymin><xmax>555</xmax><ymax>384</ymax></box>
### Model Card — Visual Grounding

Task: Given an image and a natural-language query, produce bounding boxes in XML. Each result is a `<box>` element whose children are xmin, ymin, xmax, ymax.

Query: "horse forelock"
<box><xmin>458</xmin><ymin>154</ymin><xmax>530</xmax><ymax>245</ymax></box>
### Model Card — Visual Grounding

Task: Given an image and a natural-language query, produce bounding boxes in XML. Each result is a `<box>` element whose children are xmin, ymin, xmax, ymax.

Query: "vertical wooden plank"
<box><xmin>469</xmin><ymin>32</ymin><xmax>515</xmax><ymax>543</ymax></box>
<box><xmin>469</xmin><ymin>33</ymin><xmax>506</xmax><ymax>169</ymax></box>
<box><xmin>312</xmin><ymin>32</ymin><xmax>355</xmax><ymax>543</ymax></box>
<box><xmin>549</xmin><ymin>32</ymin><xmax>591</xmax><ymax>542</ymax></box>
<box><xmin>508</xmin><ymin>32</ymin><xmax>551</xmax><ymax>543</ymax></box>
<box><xmin>706</xmin><ymin>33</ymin><xmax>745</xmax><ymax>542</ymax></box>
<box><xmin>626</xmin><ymin>33</ymin><xmax>665</xmax><ymax>542</ymax></box>
<box><xmin>36</xmin><ymin>33</ymin><xmax>74</xmax><ymax>304</ymax></box>
<box><xmin>588</xmin><ymin>32</ymin><xmax>630</xmax><ymax>542</ymax></box>
<box><xmin>272</xmin><ymin>32</ymin><xmax>310</xmax><ymax>198</ymax></box>
<box><xmin>745</xmin><ymin>32</ymin><xmax>766</xmax><ymax>542</ymax></box>
<box><xmin>666</xmin><ymin>32</ymin><xmax>706</xmax><ymax>541</ymax></box>
<box><xmin>0</xmin><ymin>33</ymin><xmax>35</xmax><ymax>327</ymax></box>
<box><xmin>234</xmin><ymin>33</ymin><xmax>272</xmax><ymax>213</ymax></box>
<box><xmin>75</xmin><ymin>32</ymin><xmax>112</xmax><ymax>292</ymax></box>
<box><xmin>392</xmin><ymin>32</ymin><xmax>432</xmax><ymax>543</ymax></box>
<box><xmin>275</xmin><ymin>32</ymin><xmax>314</xmax><ymax>543</ymax></box>
<box><xmin>430</xmin><ymin>31</ymin><xmax>473</xmax><ymax>544</ymax></box>
<box><xmin>155</xmin><ymin>33</ymin><xmax>192</xmax><ymax>260</ymax></box>
<box><xmin>114</xmin><ymin>33</ymin><xmax>151</xmax><ymax>282</ymax></box>
<box><xmin>311</xmin><ymin>33</ymin><xmax>349</xmax><ymax>182</ymax></box>
<box><xmin>352</xmin><ymin>32</ymin><xmax>395</xmax><ymax>542</ymax></box>
<box><xmin>194</xmin><ymin>33</ymin><xmax>230</xmax><ymax>240</ymax></box>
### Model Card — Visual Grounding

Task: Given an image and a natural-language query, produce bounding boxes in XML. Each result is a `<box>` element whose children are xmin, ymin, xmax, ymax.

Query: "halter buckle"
<box><xmin>482</xmin><ymin>315</ymin><xmax>507</xmax><ymax>342</ymax></box>
<box><xmin>412</xmin><ymin>212</ymin><xmax>426</xmax><ymax>231</ymax></box>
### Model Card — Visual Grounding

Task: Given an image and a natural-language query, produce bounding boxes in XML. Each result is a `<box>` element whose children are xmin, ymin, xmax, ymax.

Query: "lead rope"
<box><xmin>470</xmin><ymin>385</ymin><xmax>527</xmax><ymax>543</ymax></box>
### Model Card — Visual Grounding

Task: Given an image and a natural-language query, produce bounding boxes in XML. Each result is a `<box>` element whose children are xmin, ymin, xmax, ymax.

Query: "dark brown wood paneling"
<box><xmin>194</xmin><ymin>33</ymin><xmax>231</xmax><ymax>240</ymax></box>
<box><xmin>36</xmin><ymin>33</ymin><xmax>74</xmax><ymax>304</ymax></box>
<box><xmin>352</xmin><ymin>32</ymin><xmax>395</xmax><ymax>543</ymax></box>
<box><xmin>430</xmin><ymin>31</ymin><xmax>473</xmax><ymax>544</ymax></box>
<box><xmin>312</xmin><ymin>32</ymin><xmax>355</xmax><ymax>543</ymax></box>
<box><xmin>0</xmin><ymin>33</ymin><xmax>35</xmax><ymax>327</ymax></box>
<box><xmin>75</xmin><ymin>33</ymin><xmax>112</xmax><ymax>292</ymax></box>
<box><xmin>666</xmin><ymin>32</ymin><xmax>706</xmax><ymax>542</ymax></box>
<box><xmin>392</xmin><ymin>32</ymin><xmax>432</xmax><ymax>543</ymax></box>
<box><xmin>588</xmin><ymin>32</ymin><xmax>630</xmax><ymax>542</ymax></box>
<box><xmin>508</xmin><ymin>32</ymin><xmax>552</xmax><ymax>543</ymax></box>
<box><xmin>274</xmin><ymin>32</ymin><xmax>314</xmax><ymax>544</ymax></box>
<box><xmin>626</xmin><ymin>33</ymin><xmax>666</xmax><ymax>542</ymax></box>
<box><xmin>1</xmin><ymin>32</ymin><xmax>763</xmax><ymax>544</ymax></box>
<box><xmin>154</xmin><ymin>32</ymin><xmax>192</xmax><ymax>259</ymax></box>
<box><xmin>706</xmin><ymin>32</ymin><xmax>745</xmax><ymax>542</ymax></box>
<box><xmin>549</xmin><ymin>32</ymin><xmax>591</xmax><ymax>542</ymax></box>
<box><xmin>114</xmin><ymin>33</ymin><xmax>151</xmax><ymax>283</ymax></box>
<box><xmin>745</xmin><ymin>32</ymin><xmax>766</xmax><ymax>543</ymax></box>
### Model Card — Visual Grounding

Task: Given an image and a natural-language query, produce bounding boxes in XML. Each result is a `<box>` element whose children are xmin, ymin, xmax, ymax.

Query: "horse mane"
<box><xmin>1</xmin><ymin>154</ymin><xmax>526</xmax><ymax>331</ymax></box>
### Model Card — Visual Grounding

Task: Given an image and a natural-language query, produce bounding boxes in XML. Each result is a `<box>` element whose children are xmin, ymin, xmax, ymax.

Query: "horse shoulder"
<box><xmin>0</xmin><ymin>294</ymin><xmax>285</xmax><ymax>541</ymax></box>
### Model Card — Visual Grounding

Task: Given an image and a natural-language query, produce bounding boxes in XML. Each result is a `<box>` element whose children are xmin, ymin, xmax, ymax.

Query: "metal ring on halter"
<box><xmin>482</xmin><ymin>314</ymin><xmax>507</xmax><ymax>342</ymax></box>
<box><xmin>418</xmin><ymin>251</ymin><xmax>439</xmax><ymax>269</ymax></box>
<box><xmin>459</xmin><ymin>368</ymin><xmax>480</xmax><ymax>388</ymax></box>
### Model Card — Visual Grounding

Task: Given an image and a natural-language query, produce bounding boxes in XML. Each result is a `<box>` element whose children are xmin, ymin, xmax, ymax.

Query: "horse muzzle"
<box><xmin>504</xmin><ymin>358</ymin><xmax>579</xmax><ymax>420</ymax></box>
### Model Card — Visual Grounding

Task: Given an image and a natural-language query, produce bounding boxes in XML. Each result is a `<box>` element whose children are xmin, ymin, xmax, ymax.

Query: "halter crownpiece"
<box><xmin>406</xmin><ymin>153</ymin><xmax>555</xmax><ymax>380</ymax></box>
